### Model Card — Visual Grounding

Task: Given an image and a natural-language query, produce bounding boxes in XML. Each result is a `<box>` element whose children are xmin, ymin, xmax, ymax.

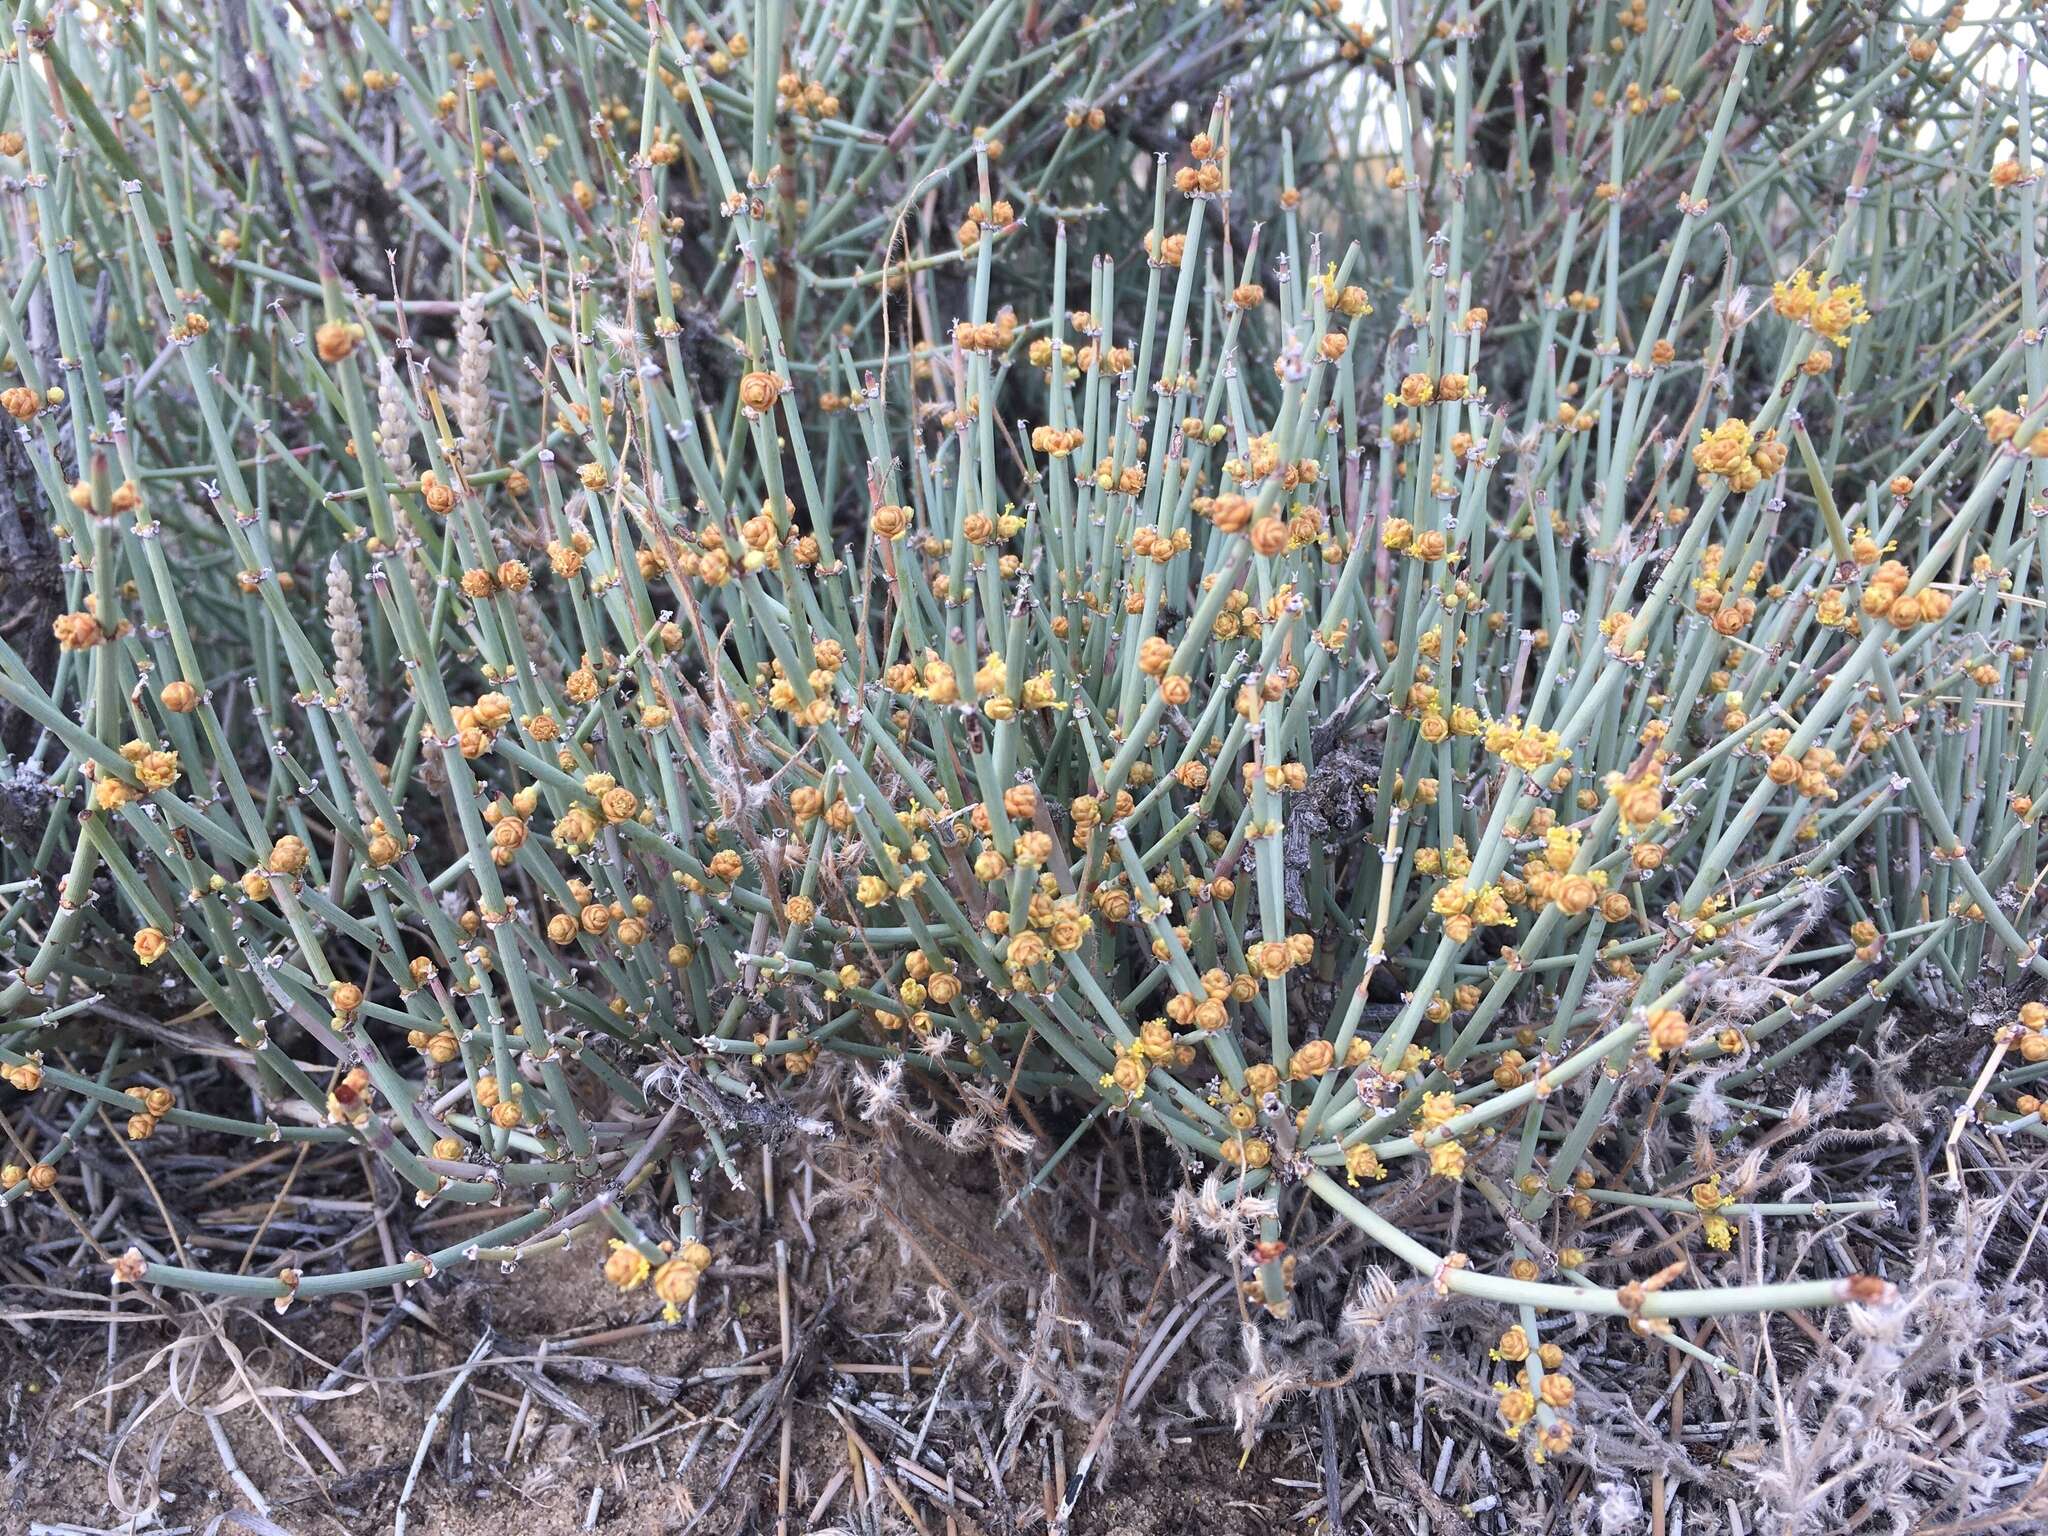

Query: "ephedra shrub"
<box><xmin>0</xmin><ymin>0</ymin><xmax>2044</xmax><ymax>1463</ymax></box>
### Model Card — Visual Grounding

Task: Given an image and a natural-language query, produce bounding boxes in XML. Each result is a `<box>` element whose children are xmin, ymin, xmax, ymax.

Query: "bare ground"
<box><xmin>2</xmin><ymin>1164</ymin><xmax>1331</xmax><ymax>1536</ymax></box>
<box><xmin>7</xmin><ymin>1025</ymin><xmax>2048</xmax><ymax>1536</ymax></box>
